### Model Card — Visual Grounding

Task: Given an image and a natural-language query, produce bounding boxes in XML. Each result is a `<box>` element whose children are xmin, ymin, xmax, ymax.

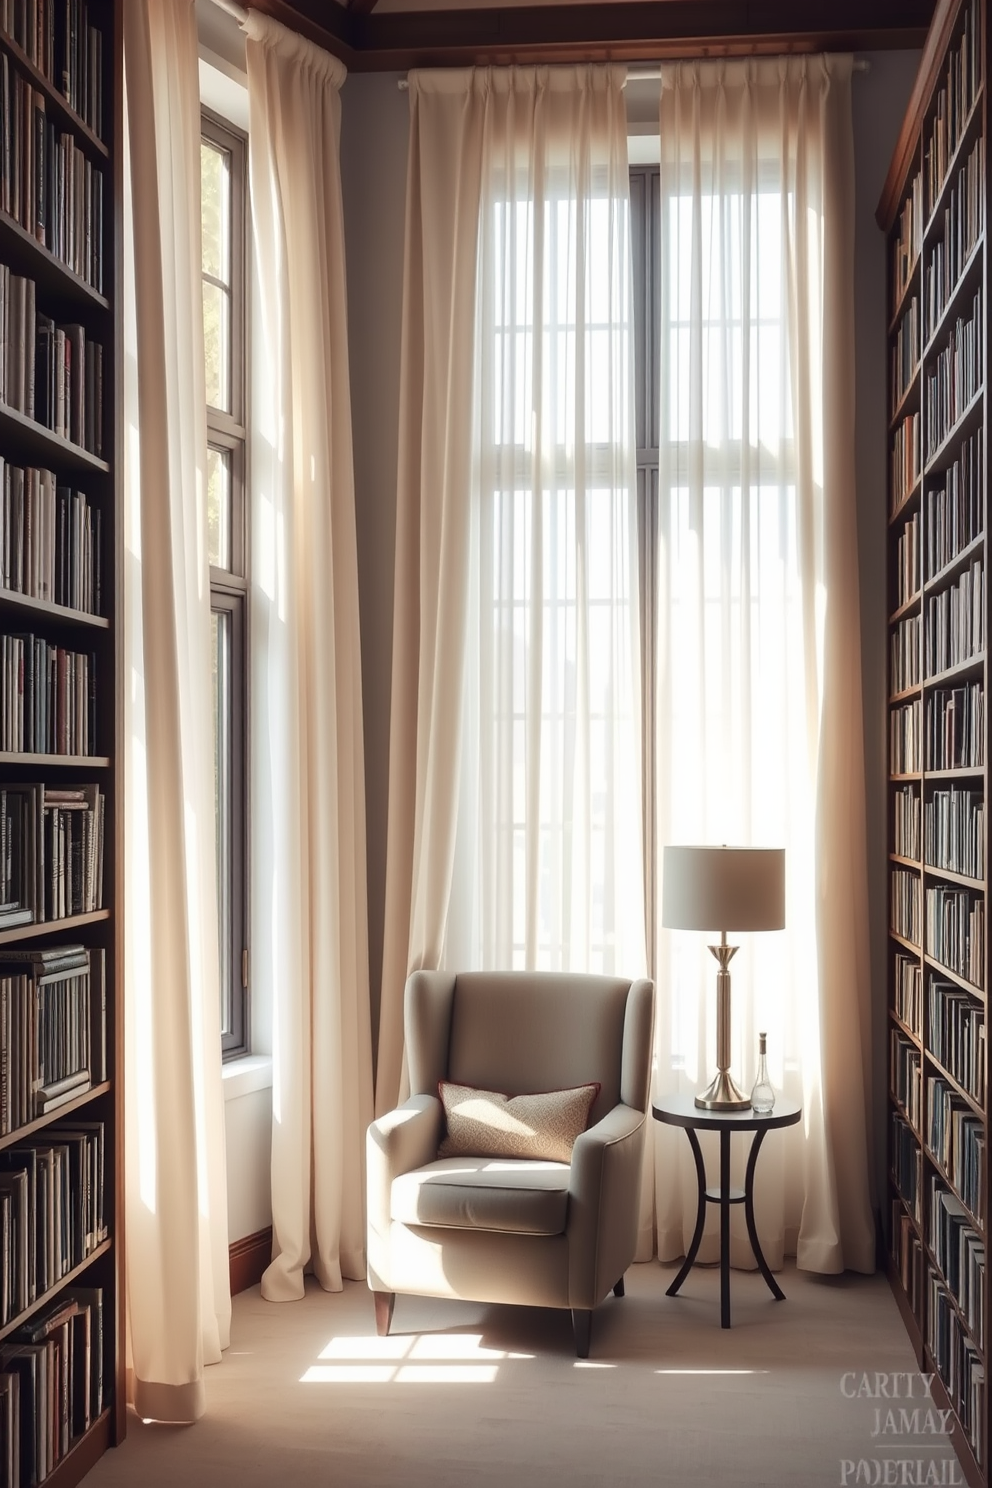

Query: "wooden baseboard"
<box><xmin>229</xmin><ymin>1227</ymin><xmax>272</xmax><ymax>1296</ymax></box>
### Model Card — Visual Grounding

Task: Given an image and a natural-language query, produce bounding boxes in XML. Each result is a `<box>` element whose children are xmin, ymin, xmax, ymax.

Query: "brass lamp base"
<box><xmin>694</xmin><ymin>1068</ymin><xmax>751</xmax><ymax>1111</ymax></box>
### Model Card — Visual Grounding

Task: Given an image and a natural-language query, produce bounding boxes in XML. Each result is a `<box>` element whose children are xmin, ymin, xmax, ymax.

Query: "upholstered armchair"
<box><xmin>367</xmin><ymin>970</ymin><xmax>654</xmax><ymax>1357</ymax></box>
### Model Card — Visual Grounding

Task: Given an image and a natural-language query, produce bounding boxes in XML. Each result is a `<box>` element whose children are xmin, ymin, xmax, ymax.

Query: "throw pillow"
<box><xmin>437</xmin><ymin>1080</ymin><xmax>600</xmax><ymax>1164</ymax></box>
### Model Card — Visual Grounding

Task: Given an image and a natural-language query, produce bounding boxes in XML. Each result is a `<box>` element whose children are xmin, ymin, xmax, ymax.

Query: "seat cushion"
<box><xmin>391</xmin><ymin>1157</ymin><xmax>570</xmax><ymax>1235</ymax></box>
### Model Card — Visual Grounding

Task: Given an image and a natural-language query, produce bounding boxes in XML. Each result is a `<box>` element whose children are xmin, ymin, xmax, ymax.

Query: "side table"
<box><xmin>652</xmin><ymin>1093</ymin><xmax>803</xmax><ymax>1328</ymax></box>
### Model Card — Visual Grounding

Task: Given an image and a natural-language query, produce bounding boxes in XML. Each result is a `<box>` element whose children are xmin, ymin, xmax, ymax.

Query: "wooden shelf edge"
<box><xmin>0</xmin><ymin>754</ymin><xmax>111</xmax><ymax>767</ymax></box>
<box><xmin>0</xmin><ymin>910</ymin><xmax>110</xmax><ymax>946</ymax></box>
<box><xmin>0</xmin><ymin>1081</ymin><xmax>112</xmax><ymax>1154</ymax></box>
<box><xmin>0</xmin><ymin>589</ymin><xmax>109</xmax><ymax>629</ymax></box>
<box><xmin>0</xmin><ymin>1236</ymin><xmax>112</xmax><ymax>1345</ymax></box>
<box><xmin>42</xmin><ymin>1409</ymin><xmax>112</xmax><ymax>1488</ymax></box>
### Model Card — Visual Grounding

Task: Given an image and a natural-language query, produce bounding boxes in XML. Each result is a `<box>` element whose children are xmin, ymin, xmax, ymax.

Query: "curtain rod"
<box><xmin>210</xmin><ymin>0</ymin><xmax>249</xmax><ymax>22</ymax></box>
<box><xmin>397</xmin><ymin>57</ymin><xmax>870</xmax><ymax>89</ymax></box>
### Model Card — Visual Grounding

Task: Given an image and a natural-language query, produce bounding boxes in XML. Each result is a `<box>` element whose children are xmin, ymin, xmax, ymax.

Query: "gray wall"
<box><xmin>851</xmin><ymin>51</ymin><xmax>921</xmax><ymax>1228</ymax></box>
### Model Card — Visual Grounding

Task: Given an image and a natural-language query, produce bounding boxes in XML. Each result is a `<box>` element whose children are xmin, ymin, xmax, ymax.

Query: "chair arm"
<box><xmin>367</xmin><ymin>1095</ymin><xmax>443</xmax><ymax>1239</ymax></box>
<box><xmin>567</xmin><ymin>1103</ymin><xmax>646</xmax><ymax>1309</ymax></box>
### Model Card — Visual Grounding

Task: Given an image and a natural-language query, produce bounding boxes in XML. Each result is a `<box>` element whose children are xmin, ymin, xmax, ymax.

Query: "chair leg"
<box><xmin>373</xmin><ymin>1290</ymin><xmax>395</xmax><ymax>1338</ymax></box>
<box><xmin>571</xmin><ymin>1308</ymin><xmax>592</xmax><ymax>1359</ymax></box>
<box><xmin>613</xmin><ymin>1277</ymin><xmax>625</xmax><ymax>1299</ymax></box>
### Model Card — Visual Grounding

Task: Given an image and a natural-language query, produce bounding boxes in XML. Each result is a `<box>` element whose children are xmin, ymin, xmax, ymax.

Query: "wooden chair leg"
<box><xmin>613</xmin><ymin>1277</ymin><xmax>625</xmax><ymax>1298</ymax></box>
<box><xmin>373</xmin><ymin>1290</ymin><xmax>395</xmax><ymax>1338</ymax></box>
<box><xmin>571</xmin><ymin>1308</ymin><xmax>592</xmax><ymax>1359</ymax></box>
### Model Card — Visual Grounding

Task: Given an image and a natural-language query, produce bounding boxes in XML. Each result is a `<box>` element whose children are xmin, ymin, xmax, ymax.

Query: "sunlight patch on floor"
<box><xmin>301</xmin><ymin>1333</ymin><xmax>533</xmax><ymax>1385</ymax></box>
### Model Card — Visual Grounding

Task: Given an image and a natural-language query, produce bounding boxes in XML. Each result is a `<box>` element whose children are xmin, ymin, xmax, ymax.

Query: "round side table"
<box><xmin>652</xmin><ymin>1092</ymin><xmax>803</xmax><ymax>1328</ymax></box>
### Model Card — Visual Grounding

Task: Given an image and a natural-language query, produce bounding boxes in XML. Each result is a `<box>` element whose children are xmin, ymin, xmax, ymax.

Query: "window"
<box><xmin>632</xmin><ymin>152</ymin><xmax>802</xmax><ymax>1063</ymax></box>
<box><xmin>201</xmin><ymin>108</ymin><xmax>249</xmax><ymax>1057</ymax></box>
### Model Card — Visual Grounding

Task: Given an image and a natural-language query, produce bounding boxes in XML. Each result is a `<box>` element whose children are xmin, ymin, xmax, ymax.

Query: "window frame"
<box><xmin>202</xmin><ymin>105</ymin><xmax>251</xmax><ymax>1060</ymax></box>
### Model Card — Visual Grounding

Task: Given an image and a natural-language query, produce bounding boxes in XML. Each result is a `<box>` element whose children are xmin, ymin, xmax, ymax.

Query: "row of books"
<box><xmin>927</xmin><ymin>1074</ymin><xmax>985</xmax><ymax>1218</ymax></box>
<box><xmin>925</xmin><ymin>426</ymin><xmax>983</xmax><ymax>578</ymax></box>
<box><xmin>0</xmin><ymin>945</ymin><xmax>104</xmax><ymax>1136</ymax></box>
<box><xmin>924</xmin><ymin>785</ymin><xmax>985</xmax><ymax>879</ymax></box>
<box><xmin>891</xmin><ymin>172</ymin><xmax>923</xmax><ymax>321</ymax></box>
<box><xmin>893</xmin><ymin>950</ymin><xmax>923</xmax><ymax>1036</ymax></box>
<box><xmin>890</xmin><ymin>411</ymin><xmax>920</xmax><ymax>512</ymax></box>
<box><xmin>0</xmin><ymin>632</ymin><xmax>95</xmax><ymax>754</ymax></box>
<box><xmin>929</xmin><ymin>1177</ymin><xmax>984</xmax><ymax>1350</ymax></box>
<box><xmin>0</xmin><ymin>55</ymin><xmax>104</xmax><ymax>292</ymax></box>
<box><xmin>0</xmin><ymin>459</ymin><xmax>102</xmax><ymax>614</ymax></box>
<box><xmin>0</xmin><ymin>782</ymin><xmax>104</xmax><ymax>926</ymax></box>
<box><xmin>891</xmin><ymin>613</ymin><xmax>921</xmax><ymax>695</ymax></box>
<box><xmin>925</xmin><ymin>289</ymin><xmax>983</xmax><ymax>459</ymax></box>
<box><xmin>0</xmin><ymin>0</ymin><xmax>104</xmax><ymax>137</ymax></box>
<box><xmin>0</xmin><ymin>266</ymin><xmax>103</xmax><ymax>455</ymax></box>
<box><xmin>890</xmin><ymin>1030</ymin><xmax>921</xmax><ymax>1129</ymax></box>
<box><xmin>927</xmin><ymin>682</ymin><xmax>984</xmax><ymax>770</ymax></box>
<box><xmin>0</xmin><ymin>1285</ymin><xmax>105</xmax><ymax>1488</ymax></box>
<box><xmin>0</xmin><ymin>1120</ymin><xmax>105</xmax><ymax>1320</ymax></box>
<box><xmin>929</xmin><ymin>974</ymin><xmax>986</xmax><ymax>1105</ymax></box>
<box><xmin>924</xmin><ymin>133</ymin><xmax>984</xmax><ymax>341</ymax></box>
<box><xmin>924</xmin><ymin>0</ymin><xmax>983</xmax><ymax>216</ymax></box>
<box><xmin>891</xmin><ymin>866</ymin><xmax>923</xmax><ymax>946</ymax></box>
<box><xmin>923</xmin><ymin>554</ymin><xmax>984</xmax><ymax>675</ymax></box>
<box><xmin>892</xmin><ymin>1111</ymin><xmax>922</xmax><ymax>1220</ymax></box>
<box><xmin>890</xmin><ymin>698</ymin><xmax>922</xmax><ymax>774</ymax></box>
<box><xmin>927</xmin><ymin>1274</ymin><xmax>985</xmax><ymax>1465</ymax></box>
<box><xmin>926</xmin><ymin>882</ymin><xmax>984</xmax><ymax>987</ymax></box>
<box><xmin>893</xmin><ymin>510</ymin><xmax>919</xmax><ymax>610</ymax></box>
<box><xmin>891</xmin><ymin>295</ymin><xmax>919</xmax><ymax>415</ymax></box>
<box><xmin>892</xmin><ymin>783</ymin><xmax>921</xmax><ymax>861</ymax></box>
<box><xmin>892</xmin><ymin>1202</ymin><xmax>925</xmax><ymax>1318</ymax></box>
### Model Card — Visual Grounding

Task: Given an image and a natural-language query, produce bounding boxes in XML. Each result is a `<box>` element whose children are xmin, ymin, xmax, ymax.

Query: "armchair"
<box><xmin>367</xmin><ymin>970</ymin><xmax>654</xmax><ymax>1357</ymax></box>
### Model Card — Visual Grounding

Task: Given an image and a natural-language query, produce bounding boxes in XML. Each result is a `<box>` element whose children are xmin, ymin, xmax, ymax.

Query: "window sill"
<box><xmin>222</xmin><ymin>1054</ymin><xmax>273</xmax><ymax>1102</ymax></box>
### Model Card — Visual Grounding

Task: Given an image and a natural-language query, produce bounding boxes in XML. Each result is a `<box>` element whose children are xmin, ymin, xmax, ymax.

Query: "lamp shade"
<box><xmin>661</xmin><ymin>846</ymin><xmax>785</xmax><ymax>932</ymax></box>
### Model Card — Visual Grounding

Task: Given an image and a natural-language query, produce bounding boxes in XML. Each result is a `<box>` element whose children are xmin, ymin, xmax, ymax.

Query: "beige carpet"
<box><xmin>83</xmin><ymin>1261</ymin><xmax>956</xmax><ymax>1488</ymax></box>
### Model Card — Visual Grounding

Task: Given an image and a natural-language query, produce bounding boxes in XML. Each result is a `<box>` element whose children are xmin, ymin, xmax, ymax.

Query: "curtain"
<box><xmin>244</xmin><ymin>12</ymin><xmax>374</xmax><ymax>1299</ymax></box>
<box><xmin>651</xmin><ymin>55</ymin><xmax>875</xmax><ymax>1274</ymax></box>
<box><xmin>122</xmin><ymin>0</ymin><xmax>231</xmax><ymax>1423</ymax></box>
<box><xmin>378</xmin><ymin>65</ymin><xmax>645</xmax><ymax>1114</ymax></box>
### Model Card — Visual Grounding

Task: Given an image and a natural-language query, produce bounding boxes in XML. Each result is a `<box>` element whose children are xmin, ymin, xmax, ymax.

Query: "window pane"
<box><xmin>201</xmin><ymin>140</ymin><xmax>231</xmax><ymax>285</ymax></box>
<box><xmin>212</xmin><ymin>610</ymin><xmax>233</xmax><ymax>1036</ymax></box>
<box><xmin>203</xmin><ymin>280</ymin><xmax>231</xmax><ymax>412</ymax></box>
<box><xmin>207</xmin><ymin>446</ymin><xmax>232</xmax><ymax>570</ymax></box>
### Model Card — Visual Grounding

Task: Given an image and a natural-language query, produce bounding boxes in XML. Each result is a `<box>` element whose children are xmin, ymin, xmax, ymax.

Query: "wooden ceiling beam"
<box><xmin>248</xmin><ymin>0</ymin><xmax>934</xmax><ymax>71</ymax></box>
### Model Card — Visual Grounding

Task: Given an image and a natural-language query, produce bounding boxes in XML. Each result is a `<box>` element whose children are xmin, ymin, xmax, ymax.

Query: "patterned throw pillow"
<box><xmin>437</xmin><ymin>1080</ymin><xmax>600</xmax><ymax>1164</ymax></box>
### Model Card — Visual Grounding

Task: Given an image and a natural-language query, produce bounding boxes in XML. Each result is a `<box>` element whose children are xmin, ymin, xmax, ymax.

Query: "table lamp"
<box><xmin>662</xmin><ymin>845</ymin><xmax>786</xmax><ymax>1110</ymax></box>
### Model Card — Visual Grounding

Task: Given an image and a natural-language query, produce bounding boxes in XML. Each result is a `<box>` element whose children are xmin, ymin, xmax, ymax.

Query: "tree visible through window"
<box><xmin>201</xmin><ymin>109</ymin><xmax>249</xmax><ymax>1058</ymax></box>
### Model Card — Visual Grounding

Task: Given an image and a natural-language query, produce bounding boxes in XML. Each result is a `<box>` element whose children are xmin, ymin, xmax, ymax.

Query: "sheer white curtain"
<box><xmin>244</xmin><ymin>12</ymin><xmax>374</xmax><ymax>1298</ymax></box>
<box><xmin>651</xmin><ymin>56</ymin><xmax>875</xmax><ymax>1274</ymax></box>
<box><xmin>378</xmin><ymin>65</ymin><xmax>644</xmax><ymax>1113</ymax></box>
<box><xmin>123</xmin><ymin>0</ymin><xmax>231</xmax><ymax>1421</ymax></box>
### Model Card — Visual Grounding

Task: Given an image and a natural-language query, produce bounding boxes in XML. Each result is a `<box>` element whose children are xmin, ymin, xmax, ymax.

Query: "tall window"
<box><xmin>201</xmin><ymin>109</ymin><xmax>249</xmax><ymax>1057</ymax></box>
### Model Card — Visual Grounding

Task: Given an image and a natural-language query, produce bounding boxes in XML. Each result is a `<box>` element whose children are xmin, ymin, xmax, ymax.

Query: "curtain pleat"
<box><xmin>244</xmin><ymin>11</ymin><xmax>374</xmax><ymax>1299</ymax></box>
<box><xmin>650</xmin><ymin>55</ymin><xmax>875</xmax><ymax>1275</ymax></box>
<box><xmin>122</xmin><ymin>0</ymin><xmax>231</xmax><ymax>1422</ymax></box>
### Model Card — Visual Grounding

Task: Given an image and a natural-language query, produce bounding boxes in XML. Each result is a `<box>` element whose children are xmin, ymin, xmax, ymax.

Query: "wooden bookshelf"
<box><xmin>0</xmin><ymin>3</ymin><xmax>122</xmax><ymax>1485</ymax></box>
<box><xmin>879</xmin><ymin>2</ymin><xmax>990</xmax><ymax>1481</ymax></box>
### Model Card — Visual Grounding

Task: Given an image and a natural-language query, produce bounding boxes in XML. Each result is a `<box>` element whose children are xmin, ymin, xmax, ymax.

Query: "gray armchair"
<box><xmin>367</xmin><ymin>970</ymin><xmax>654</xmax><ymax>1357</ymax></box>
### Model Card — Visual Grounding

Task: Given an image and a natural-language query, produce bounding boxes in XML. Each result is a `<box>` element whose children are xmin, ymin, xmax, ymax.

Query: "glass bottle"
<box><xmin>751</xmin><ymin>1032</ymin><xmax>775</xmax><ymax>1115</ymax></box>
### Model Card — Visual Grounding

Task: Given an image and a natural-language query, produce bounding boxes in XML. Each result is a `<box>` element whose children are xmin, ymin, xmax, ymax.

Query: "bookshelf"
<box><xmin>879</xmin><ymin>1</ymin><xmax>990</xmax><ymax>1481</ymax></box>
<box><xmin>0</xmin><ymin>3</ymin><xmax>122</xmax><ymax>1486</ymax></box>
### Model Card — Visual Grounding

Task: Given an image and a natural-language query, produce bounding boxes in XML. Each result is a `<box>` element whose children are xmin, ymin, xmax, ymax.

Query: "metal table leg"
<box><xmin>744</xmin><ymin>1126</ymin><xmax>785</xmax><ymax>1301</ymax></box>
<box><xmin>666</xmin><ymin>1125</ymin><xmax>708</xmax><ymax>1297</ymax></box>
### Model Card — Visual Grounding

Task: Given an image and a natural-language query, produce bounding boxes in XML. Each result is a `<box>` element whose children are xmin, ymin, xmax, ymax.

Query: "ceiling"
<box><xmin>247</xmin><ymin>0</ymin><xmax>934</xmax><ymax>71</ymax></box>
